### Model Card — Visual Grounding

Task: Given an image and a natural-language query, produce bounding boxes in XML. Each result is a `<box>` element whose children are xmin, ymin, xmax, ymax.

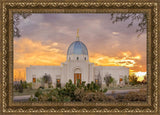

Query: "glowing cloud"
<box><xmin>112</xmin><ymin>32</ymin><xmax>119</xmax><ymax>35</ymax></box>
<box><xmin>89</xmin><ymin>52</ymin><xmax>141</xmax><ymax>69</ymax></box>
<box><xmin>14</xmin><ymin>38</ymin><xmax>66</xmax><ymax>81</ymax></box>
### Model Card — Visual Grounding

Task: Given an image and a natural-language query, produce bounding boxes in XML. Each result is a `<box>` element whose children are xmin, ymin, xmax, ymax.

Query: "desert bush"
<box><xmin>81</xmin><ymin>92</ymin><xmax>115</xmax><ymax>102</ymax></box>
<box><xmin>115</xmin><ymin>94</ymin><xmax>126</xmax><ymax>102</ymax></box>
<box><xmin>125</xmin><ymin>89</ymin><xmax>147</xmax><ymax>101</ymax></box>
<box><xmin>64</xmin><ymin>80</ymin><xmax>77</xmax><ymax>100</ymax></box>
<box><xmin>84</xmin><ymin>81</ymin><xmax>101</xmax><ymax>92</ymax></box>
<box><xmin>74</xmin><ymin>88</ymin><xmax>85</xmax><ymax>101</ymax></box>
<box><xmin>102</xmin><ymin>88</ymin><xmax>108</xmax><ymax>93</ymax></box>
<box><xmin>63</xmin><ymin>96</ymin><xmax>71</xmax><ymax>102</ymax></box>
<box><xmin>35</xmin><ymin>89</ymin><xmax>43</xmax><ymax>97</ymax></box>
<box><xmin>115</xmin><ymin>89</ymin><xmax>147</xmax><ymax>102</ymax></box>
<box><xmin>38</xmin><ymin>93</ymin><xmax>48</xmax><ymax>101</ymax></box>
<box><xmin>105</xmin><ymin>95</ymin><xmax>116</xmax><ymax>102</ymax></box>
<box><xmin>81</xmin><ymin>92</ymin><xmax>95</xmax><ymax>102</ymax></box>
<box><xmin>27</xmin><ymin>82</ymin><xmax>32</xmax><ymax>89</ymax></box>
<box><xmin>32</xmin><ymin>79</ymin><xmax>109</xmax><ymax>102</ymax></box>
<box><xmin>51</xmin><ymin>96</ymin><xmax>57</xmax><ymax>101</ymax></box>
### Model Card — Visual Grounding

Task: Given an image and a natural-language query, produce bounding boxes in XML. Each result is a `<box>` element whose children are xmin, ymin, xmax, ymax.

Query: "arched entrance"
<box><xmin>74</xmin><ymin>68</ymin><xmax>81</xmax><ymax>84</ymax></box>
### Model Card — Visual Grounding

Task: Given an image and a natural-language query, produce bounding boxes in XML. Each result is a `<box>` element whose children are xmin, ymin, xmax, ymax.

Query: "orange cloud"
<box><xmin>14</xmin><ymin>38</ymin><xmax>66</xmax><ymax>81</ymax></box>
<box><xmin>89</xmin><ymin>52</ymin><xmax>141</xmax><ymax>69</ymax></box>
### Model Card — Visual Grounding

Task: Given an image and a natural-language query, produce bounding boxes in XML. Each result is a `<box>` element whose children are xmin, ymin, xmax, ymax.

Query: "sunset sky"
<box><xmin>14</xmin><ymin>13</ymin><xmax>146</xmax><ymax>81</ymax></box>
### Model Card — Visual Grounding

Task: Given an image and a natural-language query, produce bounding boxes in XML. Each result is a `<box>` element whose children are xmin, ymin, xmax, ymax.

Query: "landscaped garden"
<box><xmin>29</xmin><ymin>79</ymin><xmax>111</xmax><ymax>102</ymax></box>
<box><xmin>13</xmin><ymin>73</ymin><xmax>147</xmax><ymax>102</ymax></box>
<box><xmin>28</xmin><ymin>79</ymin><xmax>147</xmax><ymax>102</ymax></box>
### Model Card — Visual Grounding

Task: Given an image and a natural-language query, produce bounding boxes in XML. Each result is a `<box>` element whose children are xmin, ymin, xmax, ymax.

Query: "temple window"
<box><xmin>95</xmin><ymin>79</ymin><xmax>99</xmax><ymax>85</ymax></box>
<box><xmin>33</xmin><ymin>78</ymin><xmax>36</xmax><ymax>83</ymax></box>
<box><xmin>56</xmin><ymin>79</ymin><xmax>61</xmax><ymax>88</ymax></box>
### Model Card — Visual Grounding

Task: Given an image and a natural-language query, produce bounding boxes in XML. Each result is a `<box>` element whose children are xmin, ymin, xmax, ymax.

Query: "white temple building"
<box><xmin>26</xmin><ymin>30</ymin><xmax>129</xmax><ymax>88</ymax></box>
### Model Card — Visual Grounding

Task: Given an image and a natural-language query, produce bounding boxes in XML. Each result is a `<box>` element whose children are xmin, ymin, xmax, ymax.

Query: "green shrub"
<box><xmin>32</xmin><ymin>79</ymin><xmax>109</xmax><ymax>102</ymax></box>
<box><xmin>102</xmin><ymin>88</ymin><xmax>108</xmax><ymax>93</ymax></box>
<box><xmin>74</xmin><ymin>88</ymin><xmax>85</xmax><ymax>101</ymax></box>
<box><xmin>27</xmin><ymin>82</ymin><xmax>32</xmax><ymax>89</ymax></box>
<box><xmin>35</xmin><ymin>89</ymin><xmax>42</xmax><ymax>97</ymax></box>
<box><xmin>63</xmin><ymin>96</ymin><xmax>71</xmax><ymax>102</ymax></box>
<box><xmin>38</xmin><ymin>93</ymin><xmax>48</xmax><ymax>101</ymax></box>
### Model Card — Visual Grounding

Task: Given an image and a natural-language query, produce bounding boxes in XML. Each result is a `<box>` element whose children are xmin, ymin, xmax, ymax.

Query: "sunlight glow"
<box><xmin>135</xmin><ymin>71</ymin><xmax>146</xmax><ymax>81</ymax></box>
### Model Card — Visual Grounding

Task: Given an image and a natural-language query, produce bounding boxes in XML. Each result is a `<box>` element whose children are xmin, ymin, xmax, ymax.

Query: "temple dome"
<box><xmin>67</xmin><ymin>40</ymin><xmax>88</xmax><ymax>56</ymax></box>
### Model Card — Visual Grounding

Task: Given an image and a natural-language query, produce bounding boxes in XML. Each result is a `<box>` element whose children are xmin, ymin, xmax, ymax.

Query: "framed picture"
<box><xmin>0</xmin><ymin>0</ymin><xmax>159</xmax><ymax>114</ymax></box>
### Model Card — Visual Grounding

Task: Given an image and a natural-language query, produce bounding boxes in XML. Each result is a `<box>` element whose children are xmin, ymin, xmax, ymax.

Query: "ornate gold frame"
<box><xmin>0</xmin><ymin>0</ymin><xmax>159</xmax><ymax>114</ymax></box>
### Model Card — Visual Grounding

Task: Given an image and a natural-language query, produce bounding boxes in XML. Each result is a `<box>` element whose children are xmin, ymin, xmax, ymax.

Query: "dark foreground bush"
<box><xmin>116</xmin><ymin>89</ymin><xmax>147</xmax><ymax>102</ymax></box>
<box><xmin>32</xmin><ymin>79</ymin><xmax>109</xmax><ymax>102</ymax></box>
<box><xmin>125</xmin><ymin>89</ymin><xmax>147</xmax><ymax>101</ymax></box>
<box><xmin>81</xmin><ymin>92</ymin><xmax>115</xmax><ymax>102</ymax></box>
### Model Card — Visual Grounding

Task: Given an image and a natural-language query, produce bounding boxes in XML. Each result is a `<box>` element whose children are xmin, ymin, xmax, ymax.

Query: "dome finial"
<box><xmin>76</xmin><ymin>29</ymin><xmax>79</xmax><ymax>41</ymax></box>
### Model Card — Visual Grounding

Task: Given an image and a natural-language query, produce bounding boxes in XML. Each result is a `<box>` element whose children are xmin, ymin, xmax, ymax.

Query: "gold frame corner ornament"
<box><xmin>0</xmin><ymin>0</ymin><xmax>159</xmax><ymax>114</ymax></box>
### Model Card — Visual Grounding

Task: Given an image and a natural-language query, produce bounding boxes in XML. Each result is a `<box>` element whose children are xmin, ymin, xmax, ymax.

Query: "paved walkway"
<box><xmin>13</xmin><ymin>95</ymin><xmax>31</xmax><ymax>101</ymax></box>
<box><xmin>105</xmin><ymin>89</ymin><xmax>141</xmax><ymax>95</ymax></box>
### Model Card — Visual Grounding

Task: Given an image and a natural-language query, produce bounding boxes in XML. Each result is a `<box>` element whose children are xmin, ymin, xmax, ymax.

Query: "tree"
<box><xmin>18</xmin><ymin>80</ymin><xmax>23</xmax><ymax>93</ymax></box>
<box><xmin>42</xmin><ymin>73</ymin><xmax>52</xmax><ymax>83</ymax></box>
<box><xmin>13</xmin><ymin>13</ymin><xmax>31</xmax><ymax>37</ymax></box>
<box><xmin>22</xmin><ymin>81</ymin><xmax>27</xmax><ymax>89</ymax></box>
<box><xmin>142</xmin><ymin>75</ymin><xmax>147</xmax><ymax>84</ymax></box>
<box><xmin>104</xmin><ymin>73</ymin><xmax>114</xmax><ymax>87</ymax></box>
<box><xmin>13</xmin><ymin>13</ymin><xmax>147</xmax><ymax>38</ymax></box>
<box><xmin>42</xmin><ymin>73</ymin><xmax>52</xmax><ymax>87</ymax></box>
<box><xmin>111</xmin><ymin>13</ymin><xmax>147</xmax><ymax>37</ymax></box>
<box><xmin>129</xmin><ymin>74</ymin><xmax>138</xmax><ymax>85</ymax></box>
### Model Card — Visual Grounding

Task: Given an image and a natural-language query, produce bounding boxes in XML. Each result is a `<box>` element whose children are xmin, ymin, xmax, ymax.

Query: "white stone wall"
<box><xmin>26</xmin><ymin>65</ymin><xmax>61</xmax><ymax>87</ymax></box>
<box><xmin>94</xmin><ymin>66</ymin><xmax>129</xmax><ymax>86</ymax></box>
<box><xmin>26</xmin><ymin>64</ymin><xmax>129</xmax><ymax>88</ymax></box>
<box><xmin>60</xmin><ymin>60</ymin><xmax>94</xmax><ymax>86</ymax></box>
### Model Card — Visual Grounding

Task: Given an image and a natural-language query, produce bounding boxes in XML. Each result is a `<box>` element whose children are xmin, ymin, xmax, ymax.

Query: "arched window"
<box><xmin>84</xmin><ymin>57</ymin><xmax>86</xmax><ymax>60</ymax></box>
<box><xmin>77</xmin><ymin>57</ymin><xmax>79</xmax><ymax>60</ymax></box>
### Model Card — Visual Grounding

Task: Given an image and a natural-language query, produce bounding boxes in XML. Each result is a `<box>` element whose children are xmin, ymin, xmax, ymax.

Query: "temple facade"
<box><xmin>26</xmin><ymin>31</ymin><xmax>129</xmax><ymax>88</ymax></box>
